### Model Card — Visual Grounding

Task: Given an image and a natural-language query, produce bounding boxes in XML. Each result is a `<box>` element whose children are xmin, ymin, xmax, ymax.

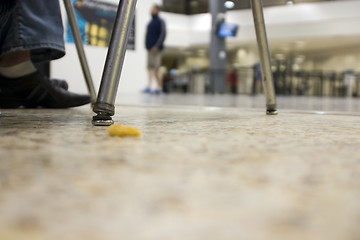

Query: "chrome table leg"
<box><xmin>92</xmin><ymin>0</ymin><xmax>137</xmax><ymax>126</ymax></box>
<box><xmin>250</xmin><ymin>0</ymin><xmax>278</xmax><ymax>115</ymax></box>
<box><xmin>63</xmin><ymin>0</ymin><xmax>97</xmax><ymax>103</ymax></box>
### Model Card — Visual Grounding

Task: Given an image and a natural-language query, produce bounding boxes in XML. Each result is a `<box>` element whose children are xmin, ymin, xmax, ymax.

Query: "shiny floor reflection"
<box><xmin>116</xmin><ymin>93</ymin><xmax>360</xmax><ymax>113</ymax></box>
<box><xmin>0</xmin><ymin>102</ymin><xmax>359</xmax><ymax>240</ymax></box>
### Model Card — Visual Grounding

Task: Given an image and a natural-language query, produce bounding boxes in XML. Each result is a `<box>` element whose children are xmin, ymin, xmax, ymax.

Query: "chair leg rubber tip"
<box><xmin>266</xmin><ymin>109</ymin><xmax>278</xmax><ymax>115</ymax></box>
<box><xmin>92</xmin><ymin>114</ymin><xmax>114</xmax><ymax>126</ymax></box>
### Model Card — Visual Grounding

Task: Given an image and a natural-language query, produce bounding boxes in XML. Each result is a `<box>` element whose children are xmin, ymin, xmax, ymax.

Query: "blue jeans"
<box><xmin>0</xmin><ymin>0</ymin><xmax>65</xmax><ymax>63</ymax></box>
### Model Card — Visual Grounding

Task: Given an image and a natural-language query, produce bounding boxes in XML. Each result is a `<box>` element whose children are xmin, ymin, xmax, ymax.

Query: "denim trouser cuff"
<box><xmin>0</xmin><ymin>0</ymin><xmax>65</xmax><ymax>63</ymax></box>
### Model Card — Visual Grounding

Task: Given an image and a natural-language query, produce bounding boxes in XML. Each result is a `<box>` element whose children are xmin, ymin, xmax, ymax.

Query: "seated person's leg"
<box><xmin>0</xmin><ymin>0</ymin><xmax>90</xmax><ymax>109</ymax></box>
<box><xmin>0</xmin><ymin>0</ymin><xmax>17</xmax><ymax>30</ymax></box>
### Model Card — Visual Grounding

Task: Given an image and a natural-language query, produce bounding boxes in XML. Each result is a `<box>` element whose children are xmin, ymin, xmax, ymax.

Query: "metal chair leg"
<box><xmin>63</xmin><ymin>0</ymin><xmax>97</xmax><ymax>103</ymax></box>
<box><xmin>92</xmin><ymin>0</ymin><xmax>137</xmax><ymax>126</ymax></box>
<box><xmin>250</xmin><ymin>0</ymin><xmax>278</xmax><ymax>115</ymax></box>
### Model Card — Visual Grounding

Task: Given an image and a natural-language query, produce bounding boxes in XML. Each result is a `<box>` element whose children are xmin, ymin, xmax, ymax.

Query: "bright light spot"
<box><xmin>295</xmin><ymin>55</ymin><xmax>305</xmax><ymax>63</ymax></box>
<box><xmin>286</xmin><ymin>1</ymin><xmax>294</xmax><ymax>6</ymax></box>
<box><xmin>237</xmin><ymin>49</ymin><xmax>247</xmax><ymax>58</ymax></box>
<box><xmin>224</xmin><ymin>1</ymin><xmax>235</xmax><ymax>9</ymax></box>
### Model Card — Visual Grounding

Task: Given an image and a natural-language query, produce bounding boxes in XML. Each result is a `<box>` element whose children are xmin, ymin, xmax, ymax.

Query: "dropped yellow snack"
<box><xmin>108</xmin><ymin>124</ymin><xmax>141</xmax><ymax>137</ymax></box>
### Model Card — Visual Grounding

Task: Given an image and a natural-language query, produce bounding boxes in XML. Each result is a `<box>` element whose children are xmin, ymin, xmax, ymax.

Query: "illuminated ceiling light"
<box><xmin>224</xmin><ymin>1</ymin><xmax>235</xmax><ymax>9</ymax></box>
<box><xmin>286</xmin><ymin>1</ymin><xmax>294</xmax><ymax>6</ymax></box>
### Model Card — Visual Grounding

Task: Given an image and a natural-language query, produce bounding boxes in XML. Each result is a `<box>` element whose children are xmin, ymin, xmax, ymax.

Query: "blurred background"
<box><xmin>55</xmin><ymin>0</ymin><xmax>360</xmax><ymax>100</ymax></box>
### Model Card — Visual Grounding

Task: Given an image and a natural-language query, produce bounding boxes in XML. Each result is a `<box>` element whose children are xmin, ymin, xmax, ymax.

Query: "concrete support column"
<box><xmin>209</xmin><ymin>0</ymin><xmax>226</xmax><ymax>93</ymax></box>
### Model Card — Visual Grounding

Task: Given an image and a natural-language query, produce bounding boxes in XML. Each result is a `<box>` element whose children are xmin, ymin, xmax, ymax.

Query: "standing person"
<box><xmin>143</xmin><ymin>4</ymin><xmax>166</xmax><ymax>94</ymax></box>
<box><xmin>226</xmin><ymin>68</ymin><xmax>238</xmax><ymax>95</ymax></box>
<box><xmin>0</xmin><ymin>0</ymin><xmax>90</xmax><ymax>109</ymax></box>
<box><xmin>252</xmin><ymin>62</ymin><xmax>262</xmax><ymax>95</ymax></box>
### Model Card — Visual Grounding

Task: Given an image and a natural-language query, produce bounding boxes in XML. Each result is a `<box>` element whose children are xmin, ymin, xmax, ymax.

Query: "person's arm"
<box><xmin>153</xmin><ymin>19</ymin><xmax>166</xmax><ymax>50</ymax></box>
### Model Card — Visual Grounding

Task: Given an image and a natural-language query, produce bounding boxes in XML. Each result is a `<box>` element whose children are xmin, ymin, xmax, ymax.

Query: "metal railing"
<box><xmin>165</xmin><ymin>68</ymin><xmax>360</xmax><ymax>98</ymax></box>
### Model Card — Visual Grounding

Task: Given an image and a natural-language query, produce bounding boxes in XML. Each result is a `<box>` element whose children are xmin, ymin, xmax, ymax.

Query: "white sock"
<box><xmin>0</xmin><ymin>61</ymin><xmax>37</xmax><ymax>78</ymax></box>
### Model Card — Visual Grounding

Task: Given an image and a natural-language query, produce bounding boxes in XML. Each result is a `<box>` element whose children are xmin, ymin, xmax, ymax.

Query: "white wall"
<box><xmin>162</xmin><ymin>13</ymin><xmax>191</xmax><ymax>48</ymax></box>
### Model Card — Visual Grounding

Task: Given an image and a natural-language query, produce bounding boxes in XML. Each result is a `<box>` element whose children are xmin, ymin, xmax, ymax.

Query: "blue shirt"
<box><xmin>145</xmin><ymin>15</ymin><xmax>166</xmax><ymax>50</ymax></box>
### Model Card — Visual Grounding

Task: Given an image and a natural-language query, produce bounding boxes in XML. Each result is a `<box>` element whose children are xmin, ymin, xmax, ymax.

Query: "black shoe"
<box><xmin>0</xmin><ymin>71</ymin><xmax>91</xmax><ymax>108</ymax></box>
<box><xmin>51</xmin><ymin>79</ymin><xmax>69</xmax><ymax>90</ymax></box>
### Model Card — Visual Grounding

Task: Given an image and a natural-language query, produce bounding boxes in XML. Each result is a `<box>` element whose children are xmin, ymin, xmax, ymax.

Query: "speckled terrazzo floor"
<box><xmin>0</xmin><ymin>104</ymin><xmax>360</xmax><ymax>240</ymax></box>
